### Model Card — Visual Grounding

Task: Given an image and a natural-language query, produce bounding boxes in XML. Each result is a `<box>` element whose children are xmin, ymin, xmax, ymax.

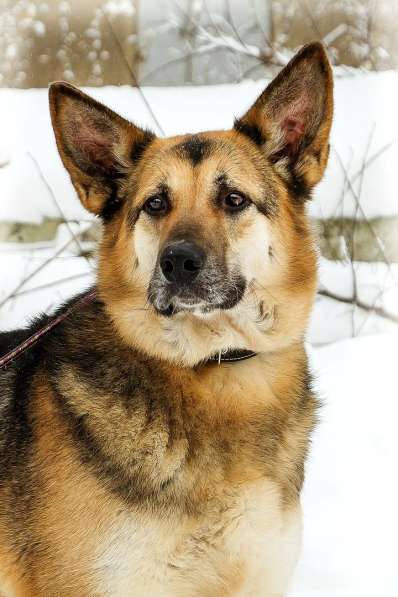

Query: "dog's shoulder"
<box><xmin>0</xmin><ymin>289</ymin><xmax>100</xmax><ymax>470</ymax></box>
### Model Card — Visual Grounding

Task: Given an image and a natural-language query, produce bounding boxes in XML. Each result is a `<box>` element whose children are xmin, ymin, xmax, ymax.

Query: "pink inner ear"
<box><xmin>282</xmin><ymin>117</ymin><xmax>305</xmax><ymax>147</ymax></box>
<box><xmin>67</xmin><ymin>107</ymin><xmax>116</xmax><ymax>172</ymax></box>
<box><xmin>277</xmin><ymin>90</ymin><xmax>311</xmax><ymax>155</ymax></box>
<box><xmin>79</xmin><ymin>127</ymin><xmax>114</xmax><ymax>168</ymax></box>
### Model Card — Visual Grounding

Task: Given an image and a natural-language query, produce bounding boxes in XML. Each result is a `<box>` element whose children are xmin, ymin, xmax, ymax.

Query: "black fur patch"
<box><xmin>100</xmin><ymin>183</ymin><xmax>123</xmax><ymax>221</ymax></box>
<box><xmin>130</xmin><ymin>129</ymin><xmax>155</xmax><ymax>163</ymax></box>
<box><xmin>313</xmin><ymin>149</ymin><xmax>321</xmax><ymax>164</ymax></box>
<box><xmin>233</xmin><ymin>119</ymin><xmax>265</xmax><ymax>147</ymax></box>
<box><xmin>174</xmin><ymin>136</ymin><xmax>211</xmax><ymax>166</ymax></box>
<box><xmin>0</xmin><ymin>312</ymin><xmax>53</xmax><ymax>496</ymax></box>
<box><xmin>286</xmin><ymin>172</ymin><xmax>311</xmax><ymax>203</ymax></box>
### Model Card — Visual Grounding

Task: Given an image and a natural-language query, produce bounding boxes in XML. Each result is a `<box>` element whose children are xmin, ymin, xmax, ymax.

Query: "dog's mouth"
<box><xmin>148</xmin><ymin>274</ymin><xmax>246</xmax><ymax>317</ymax></box>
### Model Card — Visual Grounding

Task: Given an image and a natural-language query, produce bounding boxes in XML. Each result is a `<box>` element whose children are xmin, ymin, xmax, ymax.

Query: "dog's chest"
<box><xmin>94</xmin><ymin>483</ymin><xmax>301</xmax><ymax>597</ymax></box>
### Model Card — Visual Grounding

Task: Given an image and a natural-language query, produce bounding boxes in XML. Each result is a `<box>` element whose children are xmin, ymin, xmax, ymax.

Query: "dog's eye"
<box><xmin>223</xmin><ymin>192</ymin><xmax>249</xmax><ymax>212</ymax></box>
<box><xmin>143</xmin><ymin>194</ymin><xmax>169</xmax><ymax>216</ymax></box>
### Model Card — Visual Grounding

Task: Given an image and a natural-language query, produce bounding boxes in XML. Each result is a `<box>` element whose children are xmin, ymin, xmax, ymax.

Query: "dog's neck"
<box><xmin>102</xmin><ymin>287</ymin><xmax>312</xmax><ymax>368</ymax></box>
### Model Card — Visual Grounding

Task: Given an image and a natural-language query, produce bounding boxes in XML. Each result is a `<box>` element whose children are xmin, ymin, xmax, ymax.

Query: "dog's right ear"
<box><xmin>49</xmin><ymin>82</ymin><xmax>155</xmax><ymax>219</ymax></box>
<box><xmin>234</xmin><ymin>43</ymin><xmax>333</xmax><ymax>200</ymax></box>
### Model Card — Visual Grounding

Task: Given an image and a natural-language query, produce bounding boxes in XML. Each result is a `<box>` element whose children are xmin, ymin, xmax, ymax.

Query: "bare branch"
<box><xmin>332</xmin><ymin>146</ymin><xmax>398</xmax><ymax>283</ymax></box>
<box><xmin>323</xmin><ymin>23</ymin><xmax>349</xmax><ymax>46</ymax></box>
<box><xmin>0</xmin><ymin>235</ymin><xmax>87</xmax><ymax>310</ymax></box>
<box><xmin>318</xmin><ymin>289</ymin><xmax>398</xmax><ymax>324</ymax></box>
<box><xmin>7</xmin><ymin>272</ymin><xmax>93</xmax><ymax>300</ymax></box>
<box><xmin>27</xmin><ymin>152</ymin><xmax>94</xmax><ymax>269</ymax></box>
<box><xmin>101</xmin><ymin>9</ymin><xmax>165</xmax><ymax>135</ymax></box>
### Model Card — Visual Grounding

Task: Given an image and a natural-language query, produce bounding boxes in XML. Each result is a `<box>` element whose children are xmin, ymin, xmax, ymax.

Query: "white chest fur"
<box><xmin>94</xmin><ymin>481</ymin><xmax>301</xmax><ymax>597</ymax></box>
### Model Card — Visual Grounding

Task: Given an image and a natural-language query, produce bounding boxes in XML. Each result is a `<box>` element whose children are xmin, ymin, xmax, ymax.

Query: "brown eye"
<box><xmin>223</xmin><ymin>192</ymin><xmax>249</xmax><ymax>212</ymax></box>
<box><xmin>143</xmin><ymin>194</ymin><xmax>169</xmax><ymax>216</ymax></box>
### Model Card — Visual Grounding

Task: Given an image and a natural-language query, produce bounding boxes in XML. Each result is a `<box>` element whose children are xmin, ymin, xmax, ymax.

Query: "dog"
<box><xmin>0</xmin><ymin>42</ymin><xmax>333</xmax><ymax>596</ymax></box>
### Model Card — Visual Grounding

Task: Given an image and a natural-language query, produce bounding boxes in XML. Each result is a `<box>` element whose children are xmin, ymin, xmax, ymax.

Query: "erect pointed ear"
<box><xmin>234</xmin><ymin>42</ymin><xmax>333</xmax><ymax>200</ymax></box>
<box><xmin>49</xmin><ymin>82</ymin><xmax>155</xmax><ymax>219</ymax></box>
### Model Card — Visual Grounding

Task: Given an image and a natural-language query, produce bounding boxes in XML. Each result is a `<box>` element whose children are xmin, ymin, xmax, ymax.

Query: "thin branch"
<box><xmin>225</xmin><ymin>0</ymin><xmax>251</xmax><ymax>50</ymax></box>
<box><xmin>299</xmin><ymin>0</ymin><xmax>328</xmax><ymax>48</ymax></box>
<box><xmin>5</xmin><ymin>272</ymin><xmax>93</xmax><ymax>300</ymax></box>
<box><xmin>351</xmin><ymin>137</ymin><xmax>398</xmax><ymax>186</ymax></box>
<box><xmin>101</xmin><ymin>9</ymin><xmax>165</xmax><ymax>135</ymax></box>
<box><xmin>323</xmin><ymin>23</ymin><xmax>349</xmax><ymax>46</ymax></box>
<box><xmin>318</xmin><ymin>289</ymin><xmax>398</xmax><ymax>324</ymax></box>
<box><xmin>140</xmin><ymin>47</ymin><xmax>226</xmax><ymax>83</ymax></box>
<box><xmin>332</xmin><ymin>146</ymin><xmax>398</xmax><ymax>282</ymax></box>
<box><xmin>350</xmin><ymin>126</ymin><xmax>375</xmax><ymax>335</ymax></box>
<box><xmin>356</xmin><ymin>275</ymin><xmax>398</xmax><ymax>335</ymax></box>
<box><xmin>249</xmin><ymin>0</ymin><xmax>271</xmax><ymax>46</ymax></box>
<box><xmin>27</xmin><ymin>152</ymin><xmax>94</xmax><ymax>270</ymax></box>
<box><xmin>0</xmin><ymin>236</ymin><xmax>85</xmax><ymax>310</ymax></box>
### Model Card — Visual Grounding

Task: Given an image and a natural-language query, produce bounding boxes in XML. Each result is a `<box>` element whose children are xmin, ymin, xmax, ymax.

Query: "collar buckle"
<box><xmin>207</xmin><ymin>349</ymin><xmax>257</xmax><ymax>365</ymax></box>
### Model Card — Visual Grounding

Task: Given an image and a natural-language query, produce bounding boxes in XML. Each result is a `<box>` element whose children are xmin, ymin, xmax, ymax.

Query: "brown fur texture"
<box><xmin>0</xmin><ymin>43</ymin><xmax>333</xmax><ymax>596</ymax></box>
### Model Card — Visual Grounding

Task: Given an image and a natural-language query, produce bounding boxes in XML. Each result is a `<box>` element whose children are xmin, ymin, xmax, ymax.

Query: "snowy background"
<box><xmin>1</xmin><ymin>1</ymin><xmax>397</xmax><ymax>595</ymax></box>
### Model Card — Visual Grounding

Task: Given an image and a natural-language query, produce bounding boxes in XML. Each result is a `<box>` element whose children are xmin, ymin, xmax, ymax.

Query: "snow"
<box><xmin>309</xmin><ymin>259</ymin><xmax>398</xmax><ymax>344</ymax></box>
<box><xmin>288</xmin><ymin>332</ymin><xmax>398</xmax><ymax>597</ymax></box>
<box><xmin>0</xmin><ymin>70</ymin><xmax>397</xmax><ymax>223</ymax></box>
<box><xmin>0</xmin><ymin>234</ymin><xmax>94</xmax><ymax>331</ymax></box>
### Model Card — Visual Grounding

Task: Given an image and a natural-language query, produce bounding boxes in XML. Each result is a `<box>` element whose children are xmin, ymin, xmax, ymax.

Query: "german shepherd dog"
<box><xmin>0</xmin><ymin>43</ymin><xmax>333</xmax><ymax>596</ymax></box>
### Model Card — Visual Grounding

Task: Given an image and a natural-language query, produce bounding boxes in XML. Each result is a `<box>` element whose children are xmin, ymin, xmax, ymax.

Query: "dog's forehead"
<box><xmin>171</xmin><ymin>134</ymin><xmax>213</xmax><ymax>166</ymax></box>
<box><xmin>148</xmin><ymin>130</ymin><xmax>254</xmax><ymax>163</ymax></box>
<box><xmin>137</xmin><ymin>130</ymin><xmax>270</xmax><ymax>195</ymax></box>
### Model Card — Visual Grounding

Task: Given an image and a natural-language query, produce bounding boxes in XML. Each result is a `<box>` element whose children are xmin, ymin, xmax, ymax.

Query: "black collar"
<box><xmin>206</xmin><ymin>349</ymin><xmax>257</xmax><ymax>364</ymax></box>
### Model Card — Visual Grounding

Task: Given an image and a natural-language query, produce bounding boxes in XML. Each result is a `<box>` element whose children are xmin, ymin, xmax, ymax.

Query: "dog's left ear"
<box><xmin>235</xmin><ymin>42</ymin><xmax>333</xmax><ymax>199</ymax></box>
<box><xmin>49</xmin><ymin>82</ymin><xmax>155</xmax><ymax>218</ymax></box>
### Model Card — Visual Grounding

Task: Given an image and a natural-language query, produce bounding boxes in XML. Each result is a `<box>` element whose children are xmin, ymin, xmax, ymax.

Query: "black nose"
<box><xmin>160</xmin><ymin>241</ymin><xmax>205</xmax><ymax>284</ymax></box>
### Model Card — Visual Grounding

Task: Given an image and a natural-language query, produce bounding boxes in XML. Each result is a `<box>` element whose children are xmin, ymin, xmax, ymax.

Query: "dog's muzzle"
<box><xmin>148</xmin><ymin>241</ymin><xmax>246</xmax><ymax>317</ymax></box>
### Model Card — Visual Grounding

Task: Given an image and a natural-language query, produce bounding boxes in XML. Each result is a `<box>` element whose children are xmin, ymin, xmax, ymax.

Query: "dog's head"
<box><xmin>50</xmin><ymin>43</ymin><xmax>333</xmax><ymax>366</ymax></box>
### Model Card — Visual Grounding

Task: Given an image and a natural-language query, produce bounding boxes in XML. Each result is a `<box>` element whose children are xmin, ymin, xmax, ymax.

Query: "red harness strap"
<box><xmin>0</xmin><ymin>288</ymin><xmax>97</xmax><ymax>370</ymax></box>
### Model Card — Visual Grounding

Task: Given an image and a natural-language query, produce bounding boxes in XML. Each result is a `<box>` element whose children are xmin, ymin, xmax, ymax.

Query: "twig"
<box><xmin>351</xmin><ymin>137</ymin><xmax>398</xmax><ymax>187</ymax></box>
<box><xmin>318</xmin><ymin>289</ymin><xmax>398</xmax><ymax>324</ymax></box>
<box><xmin>249</xmin><ymin>0</ymin><xmax>272</xmax><ymax>46</ymax></box>
<box><xmin>140</xmin><ymin>48</ymin><xmax>220</xmax><ymax>83</ymax></box>
<box><xmin>225</xmin><ymin>0</ymin><xmax>251</xmax><ymax>50</ymax></box>
<box><xmin>101</xmin><ymin>8</ymin><xmax>165</xmax><ymax>135</ymax></box>
<box><xmin>27</xmin><ymin>151</ymin><xmax>94</xmax><ymax>270</ymax></box>
<box><xmin>350</xmin><ymin>126</ymin><xmax>375</xmax><ymax>335</ymax></box>
<box><xmin>323</xmin><ymin>23</ymin><xmax>349</xmax><ymax>46</ymax></box>
<box><xmin>6</xmin><ymin>272</ymin><xmax>93</xmax><ymax>300</ymax></box>
<box><xmin>332</xmin><ymin>146</ymin><xmax>398</xmax><ymax>282</ymax></box>
<box><xmin>0</xmin><ymin>236</ymin><xmax>85</xmax><ymax>310</ymax></box>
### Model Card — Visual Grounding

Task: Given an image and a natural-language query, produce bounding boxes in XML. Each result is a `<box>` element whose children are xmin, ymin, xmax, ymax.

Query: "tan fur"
<box><xmin>99</xmin><ymin>133</ymin><xmax>318</xmax><ymax>367</ymax></box>
<box><xmin>0</xmin><ymin>43</ymin><xmax>333</xmax><ymax>596</ymax></box>
<box><xmin>1</xmin><ymin>349</ymin><xmax>307</xmax><ymax>596</ymax></box>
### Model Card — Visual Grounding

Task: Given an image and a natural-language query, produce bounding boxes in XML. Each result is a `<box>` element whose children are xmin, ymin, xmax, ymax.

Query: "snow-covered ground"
<box><xmin>289</xmin><ymin>332</ymin><xmax>398</xmax><ymax>597</ymax></box>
